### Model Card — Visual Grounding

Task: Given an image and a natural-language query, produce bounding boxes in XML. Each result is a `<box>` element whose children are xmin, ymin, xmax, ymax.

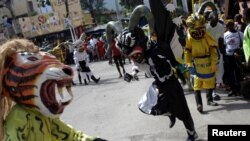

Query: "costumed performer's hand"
<box><xmin>188</xmin><ymin>67</ymin><xmax>196</xmax><ymax>75</ymax></box>
<box><xmin>211</xmin><ymin>65</ymin><xmax>217</xmax><ymax>73</ymax></box>
<box><xmin>124</xmin><ymin>73</ymin><xmax>133</xmax><ymax>82</ymax></box>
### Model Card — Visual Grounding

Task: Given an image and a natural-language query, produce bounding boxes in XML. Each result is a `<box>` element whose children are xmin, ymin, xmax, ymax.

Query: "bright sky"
<box><xmin>105</xmin><ymin>0</ymin><xmax>117</xmax><ymax>10</ymax></box>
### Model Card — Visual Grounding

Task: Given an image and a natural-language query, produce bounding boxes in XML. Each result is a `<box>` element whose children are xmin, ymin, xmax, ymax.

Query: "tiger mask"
<box><xmin>1</xmin><ymin>39</ymin><xmax>74</xmax><ymax>118</ymax></box>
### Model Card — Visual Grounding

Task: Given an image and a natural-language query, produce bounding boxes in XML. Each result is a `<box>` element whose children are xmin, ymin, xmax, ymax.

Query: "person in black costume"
<box><xmin>115</xmin><ymin>1</ymin><xmax>198</xmax><ymax>141</ymax></box>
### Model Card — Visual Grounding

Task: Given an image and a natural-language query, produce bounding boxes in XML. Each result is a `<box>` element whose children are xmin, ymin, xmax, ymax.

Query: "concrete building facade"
<box><xmin>0</xmin><ymin>0</ymin><xmax>94</xmax><ymax>40</ymax></box>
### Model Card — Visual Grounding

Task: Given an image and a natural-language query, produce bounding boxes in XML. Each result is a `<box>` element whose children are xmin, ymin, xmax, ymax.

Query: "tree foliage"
<box><xmin>80</xmin><ymin>0</ymin><xmax>107</xmax><ymax>24</ymax></box>
<box><xmin>80</xmin><ymin>0</ymin><xmax>106</xmax><ymax>12</ymax></box>
<box><xmin>119</xmin><ymin>0</ymin><xmax>143</xmax><ymax>10</ymax></box>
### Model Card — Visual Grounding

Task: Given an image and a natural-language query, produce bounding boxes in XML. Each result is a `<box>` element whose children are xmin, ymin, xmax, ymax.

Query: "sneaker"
<box><xmin>186</xmin><ymin>131</ymin><xmax>198</xmax><ymax>141</ymax></box>
<box><xmin>213</xmin><ymin>95</ymin><xmax>221</xmax><ymax>101</ymax></box>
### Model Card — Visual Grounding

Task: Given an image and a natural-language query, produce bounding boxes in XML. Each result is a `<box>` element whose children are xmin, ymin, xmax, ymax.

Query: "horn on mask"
<box><xmin>198</xmin><ymin>1</ymin><xmax>218</xmax><ymax>19</ymax></box>
<box><xmin>105</xmin><ymin>21</ymin><xmax>123</xmax><ymax>58</ymax></box>
<box><xmin>128</xmin><ymin>5</ymin><xmax>155</xmax><ymax>36</ymax></box>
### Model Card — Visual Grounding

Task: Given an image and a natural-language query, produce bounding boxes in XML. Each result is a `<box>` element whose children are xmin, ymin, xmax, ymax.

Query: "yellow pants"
<box><xmin>193</xmin><ymin>57</ymin><xmax>216</xmax><ymax>90</ymax></box>
<box><xmin>193</xmin><ymin>75</ymin><xmax>215</xmax><ymax>91</ymax></box>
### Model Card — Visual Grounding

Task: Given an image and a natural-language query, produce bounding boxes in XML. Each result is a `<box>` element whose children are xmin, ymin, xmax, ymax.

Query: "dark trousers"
<box><xmin>224</xmin><ymin>55</ymin><xmax>241</xmax><ymax>92</ymax></box>
<box><xmin>113</xmin><ymin>56</ymin><xmax>126</xmax><ymax>75</ymax></box>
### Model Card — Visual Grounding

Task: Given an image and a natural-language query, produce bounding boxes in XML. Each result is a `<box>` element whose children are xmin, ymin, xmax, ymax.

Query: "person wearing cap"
<box><xmin>185</xmin><ymin>13</ymin><xmax>219</xmax><ymax>113</ymax></box>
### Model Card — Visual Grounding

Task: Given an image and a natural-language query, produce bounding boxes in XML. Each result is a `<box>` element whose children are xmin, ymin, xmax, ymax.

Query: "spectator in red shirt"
<box><xmin>111</xmin><ymin>38</ymin><xmax>126</xmax><ymax>78</ymax></box>
<box><xmin>96</xmin><ymin>37</ymin><xmax>106</xmax><ymax>60</ymax></box>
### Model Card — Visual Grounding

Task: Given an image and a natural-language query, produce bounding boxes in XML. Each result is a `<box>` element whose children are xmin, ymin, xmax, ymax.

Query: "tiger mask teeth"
<box><xmin>56</xmin><ymin>81</ymin><xmax>73</xmax><ymax>106</ymax></box>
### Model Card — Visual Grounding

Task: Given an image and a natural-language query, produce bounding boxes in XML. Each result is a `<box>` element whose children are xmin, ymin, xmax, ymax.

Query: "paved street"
<box><xmin>61</xmin><ymin>60</ymin><xmax>250</xmax><ymax>141</ymax></box>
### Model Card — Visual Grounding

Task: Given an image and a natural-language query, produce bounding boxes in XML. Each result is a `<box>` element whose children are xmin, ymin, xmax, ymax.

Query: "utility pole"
<box><xmin>64</xmin><ymin>0</ymin><xmax>76</xmax><ymax>41</ymax></box>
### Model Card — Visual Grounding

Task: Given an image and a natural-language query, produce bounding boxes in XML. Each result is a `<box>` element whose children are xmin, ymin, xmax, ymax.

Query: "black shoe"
<box><xmin>72</xmin><ymin>81</ymin><xmax>76</xmax><ymax>86</ymax></box>
<box><xmin>197</xmin><ymin>104</ymin><xmax>203</xmax><ymax>113</ymax></box>
<box><xmin>84</xmin><ymin>79</ymin><xmax>88</xmax><ymax>85</ymax></box>
<box><xmin>95</xmin><ymin>77</ymin><xmax>100</xmax><ymax>83</ymax></box>
<box><xmin>169</xmin><ymin>115</ymin><xmax>176</xmax><ymax>128</ymax></box>
<box><xmin>91</xmin><ymin>76</ymin><xmax>100</xmax><ymax>83</ymax></box>
<box><xmin>207</xmin><ymin>101</ymin><xmax>218</xmax><ymax>106</ymax></box>
<box><xmin>213</xmin><ymin>94</ymin><xmax>221</xmax><ymax>101</ymax></box>
<box><xmin>186</xmin><ymin>131</ymin><xmax>198</xmax><ymax>141</ymax></box>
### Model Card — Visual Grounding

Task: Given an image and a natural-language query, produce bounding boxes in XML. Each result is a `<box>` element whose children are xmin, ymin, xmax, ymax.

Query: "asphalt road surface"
<box><xmin>61</xmin><ymin>60</ymin><xmax>250</xmax><ymax>141</ymax></box>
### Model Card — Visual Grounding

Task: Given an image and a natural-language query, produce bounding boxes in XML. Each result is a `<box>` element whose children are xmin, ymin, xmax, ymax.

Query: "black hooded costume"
<box><xmin>115</xmin><ymin>0</ymin><xmax>197</xmax><ymax>141</ymax></box>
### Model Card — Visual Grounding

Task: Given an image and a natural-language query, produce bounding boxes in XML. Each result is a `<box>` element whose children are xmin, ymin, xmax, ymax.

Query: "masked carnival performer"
<box><xmin>116</xmin><ymin>1</ymin><xmax>198</xmax><ymax>140</ymax></box>
<box><xmin>184</xmin><ymin>1</ymin><xmax>219</xmax><ymax>114</ymax></box>
<box><xmin>106</xmin><ymin>21</ymin><xmax>126</xmax><ymax>78</ymax></box>
<box><xmin>0</xmin><ymin>39</ymin><xmax>106</xmax><ymax>141</ymax></box>
<box><xmin>73</xmin><ymin>39</ymin><xmax>100</xmax><ymax>85</ymax></box>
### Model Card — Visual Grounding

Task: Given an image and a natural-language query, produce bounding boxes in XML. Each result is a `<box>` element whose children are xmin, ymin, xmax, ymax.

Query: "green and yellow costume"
<box><xmin>4</xmin><ymin>105</ymin><xmax>95</xmax><ymax>141</ymax></box>
<box><xmin>0</xmin><ymin>39</ymin><xmax>103</xmax><ymax>141</ymax></box>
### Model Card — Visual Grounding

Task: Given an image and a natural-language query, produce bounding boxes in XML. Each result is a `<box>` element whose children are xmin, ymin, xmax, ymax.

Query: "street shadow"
<box><xmin>72</xmin><ymin>77</ymin><xmax>122</xmax><ymax>86</ymax></box>
<box><xmin>204</xmin><ymin>100</ymin><xmax>250</xmax><ymax>113</ymax></box>
<box><xmin>71</xmin><ymin>83</ymin><xmax>87</xmax><ymax>87</ymax></box>
<box><xmin>199</xmin><ymin>111</ymin><xmax>209</xmax><ymax>115</ymax></box>
<box><xmin>183</xmin><ymin>87</ymin><xmax>250</xmax><ymax>114</ymax></box>
<box><xmin>97</xmin><ymin>77</ymin><xmax>124</xmax><ymax>85</ymax></box>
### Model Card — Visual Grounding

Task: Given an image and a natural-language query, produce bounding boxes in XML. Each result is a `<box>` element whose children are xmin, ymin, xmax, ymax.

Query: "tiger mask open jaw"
<box><xmin>41</xmin><ymin>67</ymin><xmax>74</xmax><ymax>116</ymax></box>
<box><xmin>3</xmin><ymin>51</ymin><xmax>74</xmax><ymax>118</ymax></box>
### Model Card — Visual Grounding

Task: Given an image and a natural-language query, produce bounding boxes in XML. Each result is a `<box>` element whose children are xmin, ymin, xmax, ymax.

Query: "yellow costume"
<box><xmin>184</xmin><ymin>13</ymin><xmax>219</xmax><ymax>113</ymax></box>
<box><xmin>185</xmin><ymin>31</ymin><xmax>218</xmax><ymax>90</ymax></box>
